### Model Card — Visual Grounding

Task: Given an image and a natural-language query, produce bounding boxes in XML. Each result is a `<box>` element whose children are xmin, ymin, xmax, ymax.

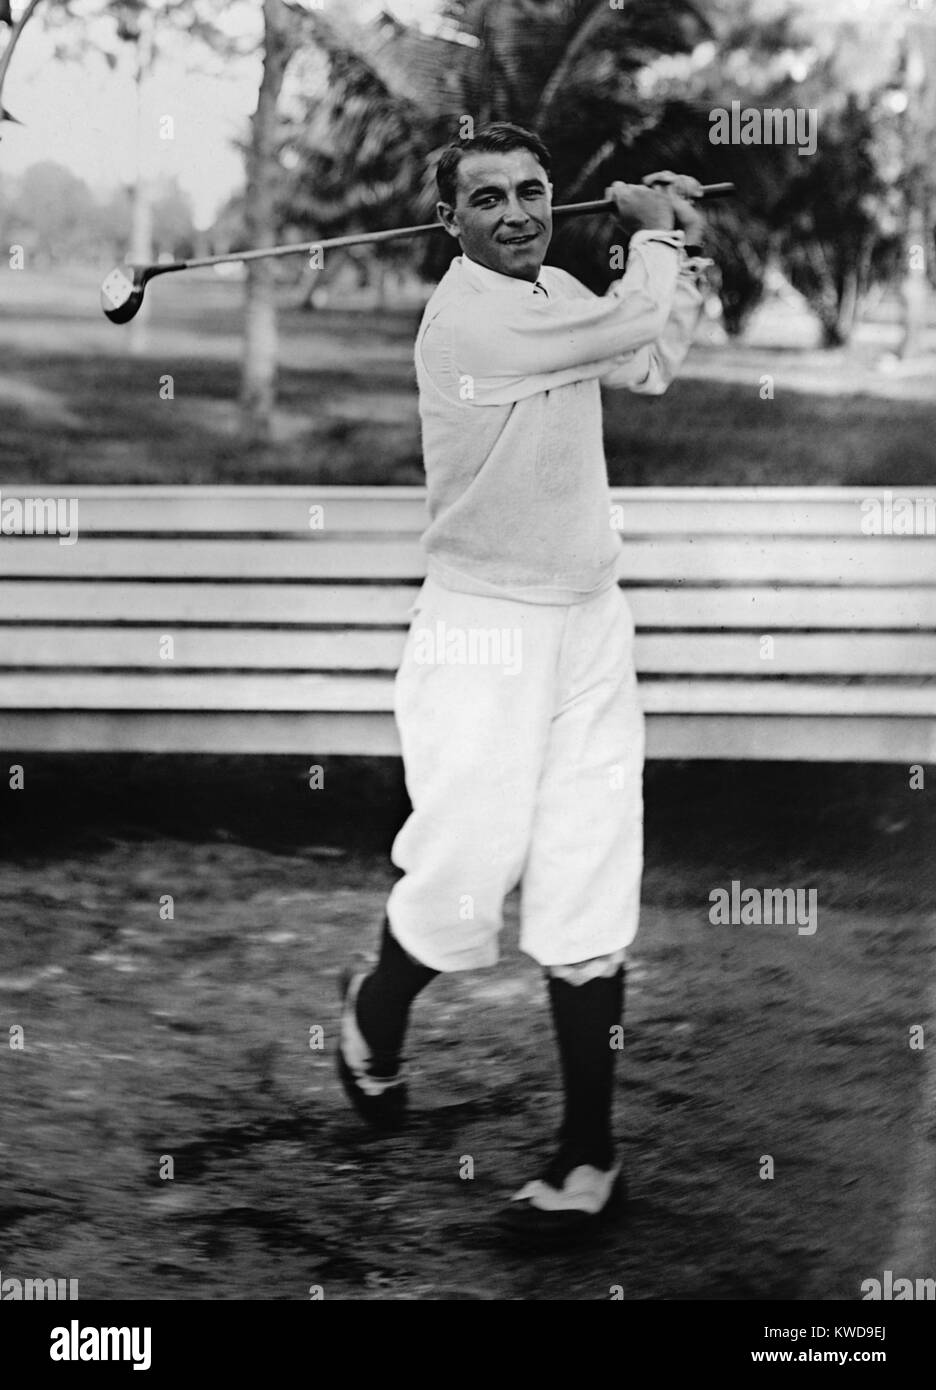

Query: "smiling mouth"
<box><xmin>500</xmin><ymin>232</ymin><xmax>540</xmax><ymax>246</ymax></box>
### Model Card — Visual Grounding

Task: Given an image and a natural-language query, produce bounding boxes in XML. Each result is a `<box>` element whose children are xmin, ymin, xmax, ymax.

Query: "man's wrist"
<box><xmin>631</xmin><ymin>227</ymin><xmax>684</xmax><ymax>249</ymax></box>
<box><xmin>679</xmin><ymin>221</ymin><xmax>705</xmax><ymax>247</ymax></box>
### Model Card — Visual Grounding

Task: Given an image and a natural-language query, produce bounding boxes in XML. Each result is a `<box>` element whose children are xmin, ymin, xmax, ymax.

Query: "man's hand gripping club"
<box><xmin>604</xmin><ymin>171</ymin><xmax>707</xmax><ymax>246</ymax></box>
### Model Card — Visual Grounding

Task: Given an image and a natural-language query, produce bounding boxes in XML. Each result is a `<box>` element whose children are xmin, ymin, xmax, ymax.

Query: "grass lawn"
<box><xmin>2</xmin><ymin>268</ymin><xmax>935</xmax><ymax>487</ymax></box>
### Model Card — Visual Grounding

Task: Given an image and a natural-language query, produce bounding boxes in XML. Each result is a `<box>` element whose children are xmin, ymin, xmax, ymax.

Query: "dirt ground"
<box><xmin>2</xmin><ymin>759</ymin><xmax>933</xmax><ymax>1302</ymax></box>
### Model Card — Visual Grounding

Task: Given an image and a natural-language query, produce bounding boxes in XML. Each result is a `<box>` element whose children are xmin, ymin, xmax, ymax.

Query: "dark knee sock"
<box><xmin>547</xmin><ymin>967</ymin><xmax>625</xmax><ymax>1174</ymax></box>
<box><xmin>355</xmin><ymin>918</ymin><xmax>438</xmax><ymax>1074</ymax></box>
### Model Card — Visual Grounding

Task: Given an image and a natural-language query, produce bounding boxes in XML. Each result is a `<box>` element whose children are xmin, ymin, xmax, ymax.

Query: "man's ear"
<box><xmin>437</xmin><ymin>201</ymin><xmax>460</xmax><ymax>239</ymax></box>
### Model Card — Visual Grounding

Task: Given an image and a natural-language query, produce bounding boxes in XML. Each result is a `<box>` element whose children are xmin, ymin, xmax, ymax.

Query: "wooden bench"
<box><xmin>1</xmin><ymin>485</ymin><xmax>934</xmax><ymax>762</ymax></box>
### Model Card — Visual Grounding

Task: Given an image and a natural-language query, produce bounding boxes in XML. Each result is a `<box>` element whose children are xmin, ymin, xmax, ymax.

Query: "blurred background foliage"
<box><xmin>268</xmin><ymin>0</ymin><xmax>934</xmax><ymax>345</ymax></box>
<box><xmin>2</xmin><ymin>0</ymin><xmax>933</xmax><ymax>344</ymax></box>
<box><xmin>2</xmin><ymin>0</ymin><xmax>934</xmax><ymax>445</ymax></box>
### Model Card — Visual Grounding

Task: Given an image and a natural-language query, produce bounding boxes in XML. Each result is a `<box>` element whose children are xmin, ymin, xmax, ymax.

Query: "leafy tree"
<box><xmin>613</xmin><ymin>0</ymin><xmax>817</xmax><ymax>334</ymax></box>
<box><xmin>281</xmin><ymin>0</ymin><xmax>709</xmax><ymax>292</ymax></box>
<box><xmin>150</xmin><ymin>175</ymin><xmax>196</xmax><ymax>259</ymax></box>
<box><xmin>447</xmin><ymin>0</ymin><xmax>706</xmax><ymax>194</ymax></box>
<box><xmin>3</xmin><ymin>159</ymin><xmax>102</xmax><ymax>263</ymax></box>
<box><xmin>771</xmin><ymin>91</ymin><xmax>899</xmax><ymax>347</ymax></box>
<box><xmin>99</xmin><ymin>173</ymin><xmax>196</xmax><ymax>260</ymax></box>
<box><xmin>9</xmin><ymin>0</ymin><xmax>278</xmax><ymax>414</ymax></box>
<box><xmin>277</xmin><ymin>9</ymin><xmax>460</xmax><ymax>303</ymax></box>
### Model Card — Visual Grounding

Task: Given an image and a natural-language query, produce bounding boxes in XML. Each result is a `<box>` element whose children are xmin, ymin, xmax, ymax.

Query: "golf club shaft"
<box><xmin>139</xmin><ymin>184</ymin><xmax>735</xmax><ymax>281</ymax></box>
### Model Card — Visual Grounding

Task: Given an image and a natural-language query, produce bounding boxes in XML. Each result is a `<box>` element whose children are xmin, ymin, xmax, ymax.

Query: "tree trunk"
<box><xmin>896</xmin><ymin>22</ymin><xmax>935</xmax><ymax>361</ymax></box>
<box><xmin>898</xmin><ymin>208</ymin><xmax>929</xmax><ymax>361</ymax></box>
<box><xmin>820</xmin><ymin>316</ymin><xmax>847</xmax><ymax>350</ymax></box>
<box><xmin>0</xmin><ymin>0</ymin><xmax>45</xmax><ymax>117</ymax></box>
<box><xmin>834</xmin><ymin>267</ymin><xmax>860</xmax><ymax>347</ymax></box>
<box><xmin>240</xmin><ymin>0</ymin><xmax>294</xmax><ymax>445</ymax></box>
<box><xmin>127</xmin><ymin>21</ymin><xmax>155</xmax><ymax>358</ymax></box>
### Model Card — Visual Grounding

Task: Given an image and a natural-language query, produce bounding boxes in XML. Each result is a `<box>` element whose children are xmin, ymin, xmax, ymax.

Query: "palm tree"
<box><xmin>283</xmin><ymin>0</ymin><xmax>708</xmax><ymax>288</ymax></box>
<box><xmin>449</xmin><ymin>0</ymin><xmax>706</xmax><ymax>191</ymax></box>
<box><xmin>278</xmin><ymin>8</ymin><xmax>464</xmax><ymax>302</ymax></box>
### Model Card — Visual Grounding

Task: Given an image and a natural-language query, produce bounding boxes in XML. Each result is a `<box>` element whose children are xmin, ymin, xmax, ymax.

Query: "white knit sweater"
<box><xmin>414</xmin><ymin>229</ymin><xmax>707</xmax><ymax>605</ymax></box>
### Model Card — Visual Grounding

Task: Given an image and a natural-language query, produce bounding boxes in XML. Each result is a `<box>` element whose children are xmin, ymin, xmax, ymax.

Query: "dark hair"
<box><xmin>435</xmin><ymin>121</ymin><xmax>552</xmax><ymax>207</ymax></box>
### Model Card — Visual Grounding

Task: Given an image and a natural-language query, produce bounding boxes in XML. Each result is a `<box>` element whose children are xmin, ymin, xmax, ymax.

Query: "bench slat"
<box><xmin>2</xmin><ymin>629</ymin><xmax>936</xmax><ymax>675</ymax></box>
<box><xmin>2</xmin><ymin>537</ymin><xmax>936</xmax><ymax>584</ymax></box>
<box><xmin>0</xmin><ymin>629</ymin><xmax>405</xmax><ymax>669</ymax></box>
<box><xmin>4</xmin><ymin>487</ymin><xmax>932</xmax><ymax>537</ymax></box>
<box><xmin>2</xmin><ymin>583</ymin><xmax>933</xmax><ymax>629</ymax></box>
<box><xmin>0</xmin><ymin>583</ymin><xmax>417</xmax><ymax>624</ymax></box>
<box><xmin>631</xmin><ymin>588</ymin><xmax>936</xmax><ymax>630</ymax></box>
<box><xmin>3</xmin><ymin>495</ymin><xmax>427</xmax><ymax>535</ymax></box>
<box><xmin>0</xmin><ymin>710</ymin><xmax>400</xmax><ymax>755</ymax></box>
<box><xmin>0</xmin><ymin>539</ymin><xmax>423</xmax><ymax>579</ymax></box>
<box><xmin>644</xmin><ymin>682</ymin><xmax>936</xmax><ymax>716</ymax></box>
<box><xmin>1</xmin><ymin>673</ymin><xmax>934</xmax><ymax>716</ymax></box>
<box><xmin>646</xmin><ymin>715</ymin><xmax>936</xmax><ymax>763</ymax></box>
<box><xmin>638</xmin><ymin>634</ymin><xmax>936</xmax><ymax>674</ymax></box>
<box><xmin>0</xmin><ymin>711</ymin><xmax>933</xmax><ymax>762</ymax></box>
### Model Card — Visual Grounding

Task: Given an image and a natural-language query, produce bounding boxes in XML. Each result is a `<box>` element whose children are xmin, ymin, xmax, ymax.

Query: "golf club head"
<box><xmin>100</xmin><ymin>266</ymin><xmax>148</xmax><ymax>324</ymax></box>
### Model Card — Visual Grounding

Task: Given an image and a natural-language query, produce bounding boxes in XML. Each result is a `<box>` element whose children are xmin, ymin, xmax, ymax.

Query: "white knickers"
<box><xmin>386</xmin><ymin>576</ymin><xmax>645</xmax><ymax>972</ymax></box>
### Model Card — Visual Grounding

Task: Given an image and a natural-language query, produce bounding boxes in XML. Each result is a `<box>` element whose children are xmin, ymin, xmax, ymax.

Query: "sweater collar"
<box><xmin>460</xmin><ymin>252</ymin><xmax>548</xmax><ymax>297</ymax></box>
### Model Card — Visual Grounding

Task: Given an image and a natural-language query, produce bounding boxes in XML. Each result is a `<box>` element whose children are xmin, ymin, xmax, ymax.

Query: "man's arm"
<box><xmin>419</xmin><ymin>176</ymin><xmax>708</xmax><ymax>408</ymax></box>
<box><xmin>600</xmin><ymin>171</ymin><xmax>710</xmax><ymax>394</ymax></box>
<box><xmin>599</xmin><ymin>250</ymin><xmax>710</xmax><ymax>395</ymax></box>
<box><xmin>419</xmin><ymin>229</ymin><xmax>687</xmax><ymax>408</ymax></box>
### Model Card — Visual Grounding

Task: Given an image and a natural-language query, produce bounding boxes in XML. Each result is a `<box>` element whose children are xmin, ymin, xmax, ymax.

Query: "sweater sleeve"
<box><xmin>418</xmin><ymin>231</ymin><xmax>688</xmax><ymax>408</ymax></box>
<box><xmin>599</xmin><ymin>256</ymin><xmax>709</xmax><ymax>394</ymax></box>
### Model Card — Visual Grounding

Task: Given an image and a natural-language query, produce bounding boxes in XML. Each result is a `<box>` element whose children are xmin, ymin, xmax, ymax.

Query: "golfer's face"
<box><xmin>444</xmin><ymin>149</ymin><xmax>552</xmax><ymax>281</ymax></box>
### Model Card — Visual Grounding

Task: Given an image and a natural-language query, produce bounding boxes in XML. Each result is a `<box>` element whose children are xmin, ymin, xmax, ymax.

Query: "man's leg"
<box><xmin>338</xmin><ymin>579</ymin><xmax>563</xmax><ymax>1127</ymax></box>
<box><xmin>337</xmin><ymin>918</ymin><xmax>438</xmax><ymax>1130</ymax></box>
<box><xmin>355</xmin><ymin>918</ymin><xmax>439</xmax><ymax>1076</ymax></box>
<box><xmin>384</xmin><ymin>581</ymin><xmax>560</xmax><ymax>975</ymax></box>
<box><xmin>545</xmin><ymin>953</ymin><xmax>625</xmax><ymax>1177</ymax></box>
<box><xmin>505</xmin><ymin>585</ymin><xmax>644</xmax><ymax>1237</ymax></box>
<box><xmin>499</xmin><ymin>954</ymin><xmax>626</xmax><ymax>1239</ymax></box>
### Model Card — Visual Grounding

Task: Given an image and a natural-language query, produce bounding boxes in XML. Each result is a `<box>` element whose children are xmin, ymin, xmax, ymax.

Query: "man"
<box><xmin>338</xmin><ymin>122</ymin><xmax>709</xmax><ymax>1244</ymax></box>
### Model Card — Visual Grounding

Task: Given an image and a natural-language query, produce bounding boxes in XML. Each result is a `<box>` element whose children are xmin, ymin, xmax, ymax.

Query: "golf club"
<box><xmin>100</xmin><ymin>182</ymin><xmax>735</xmax><ymax>324</ymax></box>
